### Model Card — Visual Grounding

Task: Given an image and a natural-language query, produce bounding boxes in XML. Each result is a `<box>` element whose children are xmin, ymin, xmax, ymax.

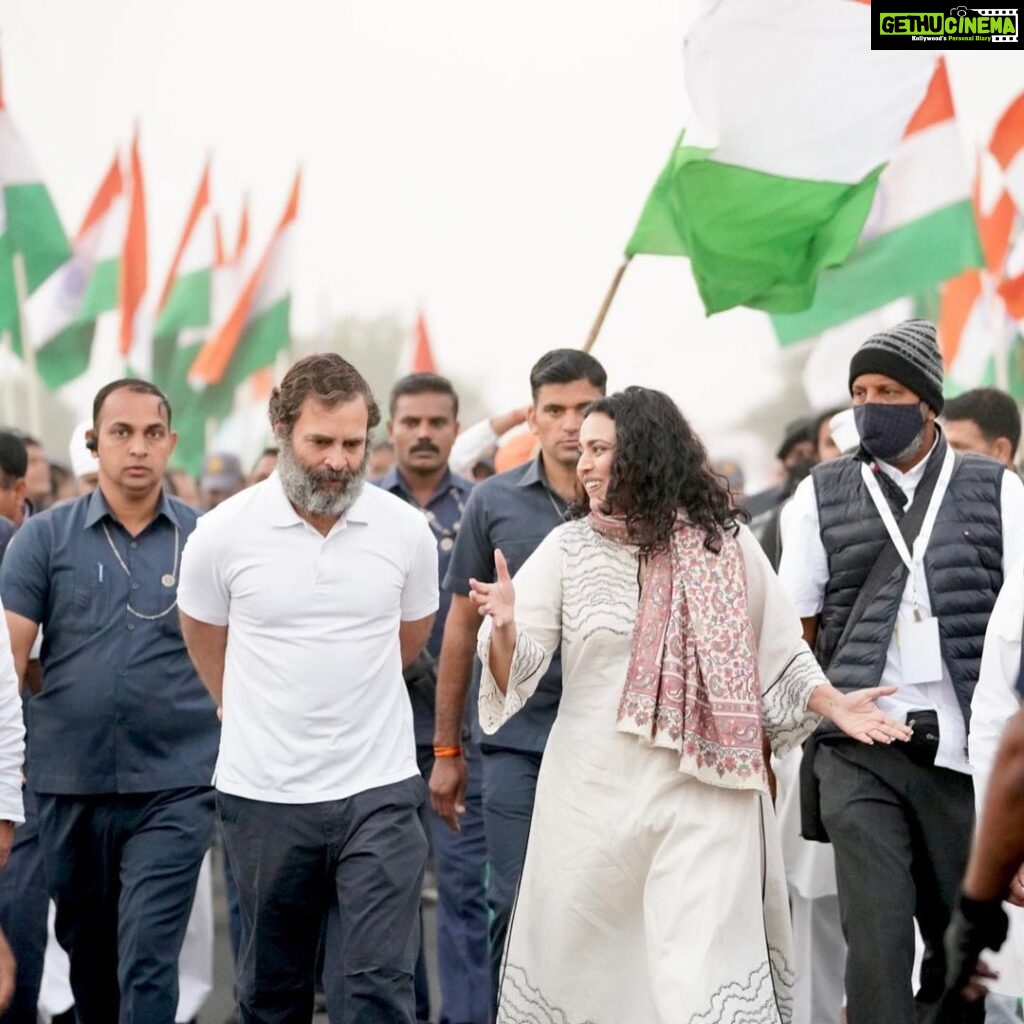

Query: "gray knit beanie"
<box><xmin>848</xmin><ymin>319</ymin><xmax>945</xmax><ymax>413</ymax></box>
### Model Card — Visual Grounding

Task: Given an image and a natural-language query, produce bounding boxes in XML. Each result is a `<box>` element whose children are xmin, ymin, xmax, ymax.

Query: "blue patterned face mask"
<box><xmin>853</xmin><ymin>402</ymin><xmax>926</xmax><ymax>462</ymax></box>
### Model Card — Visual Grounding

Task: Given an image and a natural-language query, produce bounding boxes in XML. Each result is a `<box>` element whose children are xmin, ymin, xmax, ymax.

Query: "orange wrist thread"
<box><xmin>433</xmin><ymin>745</ymin><xmax>463</xmax><ymax>758</ymax></box>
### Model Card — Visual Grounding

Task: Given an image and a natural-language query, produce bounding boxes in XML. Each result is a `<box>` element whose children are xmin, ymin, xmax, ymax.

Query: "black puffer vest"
<box><xmin>813</xmin><ymin>446</ymin><xmax>1004</xmax><ymax>731</ymax></box>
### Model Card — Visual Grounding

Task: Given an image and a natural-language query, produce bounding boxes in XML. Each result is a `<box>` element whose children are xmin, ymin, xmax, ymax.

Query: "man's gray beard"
<box><xmin>890</xmin><ymin>404</ymin><xmax>930</xmax><ymax>464</ymax></box>
<box><xmin>277</xmin><ymin>436</ymin><xmax>369</xmax><ymax>517</ymax></box>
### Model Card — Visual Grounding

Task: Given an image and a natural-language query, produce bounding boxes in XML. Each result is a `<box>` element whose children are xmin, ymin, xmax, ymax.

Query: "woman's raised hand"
<box><xmin>468</xmin><ymin>549</ymin><xmax>516</xmax><ymax>628</ymax></box>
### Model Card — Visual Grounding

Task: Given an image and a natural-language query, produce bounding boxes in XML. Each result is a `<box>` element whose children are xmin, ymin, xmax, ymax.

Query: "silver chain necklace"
<box><xmin>546</xmin><ymin>488</ymin><xmax>569</xmax><ymax>522</ymax></box>
<box><xmin>101</xmin><ymin>521</ymin><xmax>181</xmax><ymax>620</ymax></box>
<box><xmin>420</xmin><ymin>485</ymin><xmax>467</xmax><ymax>553</ymax></box>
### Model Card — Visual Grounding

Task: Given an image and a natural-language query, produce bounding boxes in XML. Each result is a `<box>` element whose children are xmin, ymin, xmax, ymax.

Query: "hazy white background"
<box><xmin>3</xmin><ymin>2</ymin><xmax>1023</xmax><ymax>470</ymax></box>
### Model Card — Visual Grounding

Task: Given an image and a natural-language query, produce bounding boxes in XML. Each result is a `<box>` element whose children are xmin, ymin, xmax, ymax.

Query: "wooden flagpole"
<box><xmin>0</xmin><ymin>331</ymin><xmax>15</xmax><ymax>425</ymax></box>
<box><xmin>12</xmin><ymin>251</ymin><xmax>42</xmax><ymax>437</ymax></box>
<box><xmin>582</xmin><ymin>258</ymin><xmax>631</xmax><ymax>353</ymax></box>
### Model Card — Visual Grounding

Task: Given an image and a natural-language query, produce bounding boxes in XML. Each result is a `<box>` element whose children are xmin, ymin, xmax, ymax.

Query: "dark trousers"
<box><xmin>480</xmin><ymin>748</ymin><xmax>543</xmax><ymax>1017</ymax></box>
<box><xmin>0</xmin><ymin>789</ymin><xmax>47</xmax><ymax>1024</ymax></box>
<box><xmin>323</xmin><ymin>749</ymin><xmax>489</xmax><ymax>1024</ymax></box>
<box><xmin>222</xmin><ymin>826</ymin><xmax>243</xmax><ymax>964</ymax></box>
<box><xmin>35</xmin><ymin>786</ymin><xmax>215</xmax><ymax>1024</ymax></box>
<box><xmin>221</xmin><ymin>775</ymin><xmax>428</xmax><ymax>1024</ymax></box>
<box><xmin>420</xmin><ymin>743</ymin><xmax>490</xmax><ymax>1024</ymax></box>
<box><xmin>815</xmin><ymin>741</ymin><xmax>982</xmax><ymax>1024</ymax></box>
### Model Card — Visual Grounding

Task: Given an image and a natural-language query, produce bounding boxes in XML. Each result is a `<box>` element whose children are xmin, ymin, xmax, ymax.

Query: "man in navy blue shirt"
<box><xmin>376</xmin><ymin>373</ymin><xmax>488</xmax><ymax>1024</ymax></box>
<box><xmin>429</xmin><ymin>349</ymin><xmax>607</xmax><ymax>1011</ymax></box>
<box><xmin>0</xmin><ymin>379</ymin><xmax>220</xmax><ymax>1024</ymax></box>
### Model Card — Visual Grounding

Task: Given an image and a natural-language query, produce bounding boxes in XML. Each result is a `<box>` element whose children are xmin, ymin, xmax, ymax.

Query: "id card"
<box><xmin>899</xmin><ymin>615</ymin><xmax>943</xmax><ymax>685</ymax></box>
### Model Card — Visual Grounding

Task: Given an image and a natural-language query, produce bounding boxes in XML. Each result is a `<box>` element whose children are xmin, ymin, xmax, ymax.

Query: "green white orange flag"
<box><xmin>26</xmin><ymin>155</ymin><xmax>125</xmax><ymax>389</ymax></box>
<box><xmin>165</xmin><ymin>202</ymin><xmax>235</xmax><ymax>477</ymax></box>
<box><xmin>152</xmin><ymin>162</ymin><xmax>213</xmax><ymax>392</ymax></box>
<box><xmin>771</xmin><ymin>59</ymin><xmax>983</xmax><ymax>344</ymax></box>
<box><xmin>994</xmin><ymin>93</ymin><xmax>1024</xmax><ymax>215</ymax></box>
<box><xmin>189</xmin><ymin>171</ymin><xmax>299</xmax><ymax>391</ymax></box>
<box><xmin>0</xmin><ymin>64</ymin><xmax>72</xmax><ymax>341</ymax></box>
<box><xmin>625</xmin><ymin>0</ymin><xmax>937</xmax><ymax>318</ymax></box>
<box><xmin>940</xmin><ymin>91</ymin><xmax>1024</xmax><ymax>396</ymax></box>
<box><xmin>120</xmin><ymin>129</ymin><xmax>150</xmax><ymax>376</ymax></box>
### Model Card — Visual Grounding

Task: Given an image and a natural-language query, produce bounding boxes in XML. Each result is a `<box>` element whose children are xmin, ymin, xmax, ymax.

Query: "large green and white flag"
<box><xmin>771</xmin><ymin>61</ymin><xmax>982</xmax><ymax>345</ymax></box>
<box><xmin>626</xmin><ymin>0</ymin><xmax>938</xmax><ymax>318</ymax></box>
<box><xmin>0</xmin><ymin>80</ymin><xmax>72</xmax><ymax>344</ymax></box>
<box><xmin>26</xmin><ymin>156</ymin><xmax>125</xmax><ymax>389</ymax></box>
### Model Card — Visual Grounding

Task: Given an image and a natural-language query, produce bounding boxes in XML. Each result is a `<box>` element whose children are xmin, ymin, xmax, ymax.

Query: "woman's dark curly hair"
<box><xmin>571</xmin><ymin>386</ymin><xmax>748</xmax><ymax>553</ymax></box>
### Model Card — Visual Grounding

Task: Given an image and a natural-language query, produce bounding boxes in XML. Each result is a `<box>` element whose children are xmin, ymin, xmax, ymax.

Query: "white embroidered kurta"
<box><xmin>478</xmin><ymin>520</ymin><xmax>826</xmax><ymax>1024</ymax></box>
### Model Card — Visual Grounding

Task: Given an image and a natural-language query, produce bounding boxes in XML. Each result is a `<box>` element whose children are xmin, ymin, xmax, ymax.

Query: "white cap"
<box><xmin>69</xmin><ymin>420</ymin><xmax>97</xmax><ymax>479</ymax></box>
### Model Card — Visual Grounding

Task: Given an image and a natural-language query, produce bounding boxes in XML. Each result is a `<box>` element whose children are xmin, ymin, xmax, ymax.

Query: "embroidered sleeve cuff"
<box><xmin>477</xmin><ymin>625</ymin><xmax>549</xmax><ymax>734</ymax></box>
<box><xmin>762</xmin><ymin>649</ymin><xmax>824</xmax><ymax>758</ymax></box>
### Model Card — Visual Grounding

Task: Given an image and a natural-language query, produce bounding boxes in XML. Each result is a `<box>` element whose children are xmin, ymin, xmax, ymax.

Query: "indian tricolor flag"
<box><xmin>152</xmin><ymin>162</ymin><xmax>214</xmax><ymax>394</ymax></box>
<box><xmin>625</xmin><ymin>0</ymin><xmax>938</xmax><ymax>318</ymax></box>
<box><xmin>0</xmin><ymin>66</ymin><xmax>71</xmax><ymax>341</ymax></box>
<box><xmin>26</xmin><ymin>155</ymin><xmax>125</xmax><ymax>390</ymax></box>
<box><xmin>167</xmin><ymin>223</ymin><xmax>237</xmax><ymax>477</ymax></box>
<box><xmin>171</xmin><ymin>189</ymin><xmax>287</xmax><ymax>477</ymax></box>
<box><xmin>940</xmin><ymin>90</ymin><xmax>1024</xmax><ymax>395</ymax></box>
<box><xmin>994</xmin><ymin>93</ymin><xmax>1024</xmax><ymax>215</ymax></box>
<box><xmin>120</xmin><ymin>129</ymin><xmax>150</xmax><ymax>376</ymax></box>
<box><xmin>189</xmin><ymin>171</ymin><xmax>298</xmax><ymax>392</ymax></box>
<box><xmin>771</xmin><ymin>59</ymin><xmax>983</xmax><ymax>344</ymax></box>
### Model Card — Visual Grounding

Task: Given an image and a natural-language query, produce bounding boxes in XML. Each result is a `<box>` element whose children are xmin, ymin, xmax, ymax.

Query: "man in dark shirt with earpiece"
<box><xmin>0</xmin><ymin>379</ymin><xmax>219</xmax><ymax>1024</ymax></box>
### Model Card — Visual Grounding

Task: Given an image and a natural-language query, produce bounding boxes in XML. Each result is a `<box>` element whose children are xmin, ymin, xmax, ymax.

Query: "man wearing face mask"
<box><xmin>778</xmin><ymin>319</ymin><xmax>1024</xmax><ymax>1024</ymax></box>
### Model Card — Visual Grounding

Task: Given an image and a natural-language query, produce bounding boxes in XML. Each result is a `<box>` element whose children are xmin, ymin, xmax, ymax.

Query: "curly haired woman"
<box><xmin>469</xmin><ymin>387</ymin><xmax>909</xmax><ymax>1024</ymax></box>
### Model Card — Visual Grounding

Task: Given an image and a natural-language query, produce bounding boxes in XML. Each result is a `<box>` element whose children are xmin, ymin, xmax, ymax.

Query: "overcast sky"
<box><xmin>4</xmin><ymin>2</ymin><xmax>1023</xmax><ymax>465</ymax></box>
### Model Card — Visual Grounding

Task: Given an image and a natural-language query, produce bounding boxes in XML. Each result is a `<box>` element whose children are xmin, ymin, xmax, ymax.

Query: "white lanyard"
<box><xmin>860</xmin><ymin>445</ymin><xmax>955</xmax><ymax>619</ymax></box>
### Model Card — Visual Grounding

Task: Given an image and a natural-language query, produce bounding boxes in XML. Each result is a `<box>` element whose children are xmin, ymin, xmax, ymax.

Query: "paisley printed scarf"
<box><xmin>589</xmin><ymin>510</ymin><xmax>766</xmax><ymax>791</ymax></box>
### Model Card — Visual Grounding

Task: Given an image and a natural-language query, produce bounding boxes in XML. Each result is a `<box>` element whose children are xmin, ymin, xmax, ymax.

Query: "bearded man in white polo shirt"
<box><xmin>177</xmin><ymin>353</ymin><xmax>439</xmax><ymax>1024</ymax></box>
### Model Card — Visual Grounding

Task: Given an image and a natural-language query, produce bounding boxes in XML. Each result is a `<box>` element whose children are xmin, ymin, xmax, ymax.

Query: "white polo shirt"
<box><xmin>177</xmin><ymin>471</ymin><xmax>439</xmax><ymax>803</ymax></box>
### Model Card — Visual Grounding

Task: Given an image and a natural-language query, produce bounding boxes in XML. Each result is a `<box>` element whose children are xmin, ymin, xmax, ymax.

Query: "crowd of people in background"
<box><xmin>0</xmin><ymin>322</ymin><xmax>1021</xmax><ymax>1024</ymax></box>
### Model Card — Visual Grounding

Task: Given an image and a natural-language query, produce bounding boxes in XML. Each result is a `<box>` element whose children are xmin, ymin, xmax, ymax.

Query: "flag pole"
<box><xmin>12</xmin><ymin>251</ymin><xmax>42</xmax><ymax>437</ymax></box>
<box><xmin>0</xmin><ymin>331</ymin><xmax>15</xmax><ymax>424</ymax></box>
<box><xmin>583</xmin><ymin>258</ymin><xmax>631</xmax><ymax>353</ymax></box>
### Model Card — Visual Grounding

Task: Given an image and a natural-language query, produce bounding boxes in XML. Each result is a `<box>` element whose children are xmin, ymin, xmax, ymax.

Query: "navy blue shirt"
<box><xmin>376</xmin><ymin>466</ymin><xmax>474</xmax><ymax>745</ymax></box>
<box><xmin>0</xmin><ymin>488</ymin><xmax>220</xmax><ymax>796</ymax></box>
<box><xmin>443</xmin><ymin>455</ymin><xmax>567</xmax><ymax>753</ymax></box>
<box><xmin>0</xmin><ymin>518</ymin><xmax>15</xmax><ymax>564</ymax></box>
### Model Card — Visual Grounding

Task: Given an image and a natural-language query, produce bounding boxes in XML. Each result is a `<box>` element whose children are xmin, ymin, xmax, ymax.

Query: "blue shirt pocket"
<box><xmin>68</xmin><ymin>566</ymin><xmax>114</xmax><ymax>632</ymax></box>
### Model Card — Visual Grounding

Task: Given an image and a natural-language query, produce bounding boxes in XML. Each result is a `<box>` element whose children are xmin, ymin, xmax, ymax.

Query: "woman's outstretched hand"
<box><xmin>812</xmin><ymin>685</ymin><xmax>913</xmax><ymax>745</ymax></box>
<box><xmin>468</xmin><ymin>549</ymin><xmax>516</xmax><ymax>628</ymax></box>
